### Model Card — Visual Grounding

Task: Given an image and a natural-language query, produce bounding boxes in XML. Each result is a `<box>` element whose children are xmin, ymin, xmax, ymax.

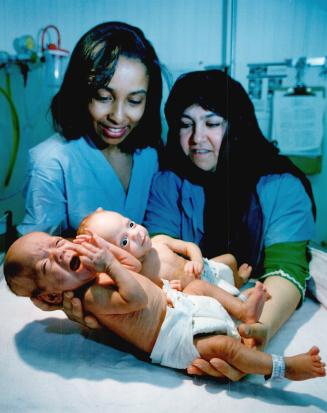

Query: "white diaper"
<box><xmin>202</xmin><ymin>259</ymin><xmax>242</xmax><ymax>297</ymax></box>
<box><xmin>150</xmin><ymin>281</ymin><xmax>240</xmax><ymax>370</ymax></box>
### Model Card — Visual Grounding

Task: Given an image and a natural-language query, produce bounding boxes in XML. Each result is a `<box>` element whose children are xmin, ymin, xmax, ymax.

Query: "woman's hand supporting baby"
<box><xmin>30</xmin><ymin>284</ymin><xmax>102</xmax><ymax>329</ymax></box>
<box><xmin>187</xmin><ymin>321</ymin><xmax>269</xmax><ymax>381</ymax></box>
<box><xmin>63</xmin><ymin>291</ymin><xmax>102</xmax><ymax>329</ymax></box>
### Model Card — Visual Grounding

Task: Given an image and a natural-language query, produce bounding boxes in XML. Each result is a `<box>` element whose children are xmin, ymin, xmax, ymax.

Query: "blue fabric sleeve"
<box><xmin>258</xmin><ymin>174</ymin><xmax>315</xmax><ymax>247</ymax></box>
<box><xmin>17</xmin><ymin>136</ymin><xmax>159</xmax><ymax>236</ymax></box>
<box><xmin>143</xmin><ymin>171</ymin><xmax>182</xmax><ymax>238</ymax></box>
<box><xmin>258</xmin><ymin>241</ymin><xmax>310</xmax><ymax>306</ymax></box>
<box><xmin>17</xmin><ymin>148</ymin><xmax>68</xmax><ymax>235</ymax></box>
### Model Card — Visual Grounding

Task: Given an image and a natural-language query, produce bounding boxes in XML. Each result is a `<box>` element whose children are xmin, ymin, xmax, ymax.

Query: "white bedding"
<box><xmin>0</xmin><ymin>263</ymin><xmax>326</xmax><ymax>413</ymax></box>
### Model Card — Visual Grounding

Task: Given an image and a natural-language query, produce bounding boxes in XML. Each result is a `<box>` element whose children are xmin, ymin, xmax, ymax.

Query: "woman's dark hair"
<box><xmin>164</xmin><ymin>70</ymin><xmax>315</xmax><ymax>270</ymax></box>
<box><xmin>51</xmin><ymin>21</ymin><xmax>163</xmax><ymax>153</ymax></box>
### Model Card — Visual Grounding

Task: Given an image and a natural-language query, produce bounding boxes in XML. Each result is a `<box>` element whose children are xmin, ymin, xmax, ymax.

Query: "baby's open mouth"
<box><xmin>70</xmin><ymin>255</ymin><xmax>81</xmax><ymax>271</ymax></box>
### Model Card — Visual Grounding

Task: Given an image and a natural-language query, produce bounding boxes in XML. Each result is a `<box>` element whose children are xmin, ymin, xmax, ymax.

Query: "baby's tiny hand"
<box><xmin>75</xmin><ymin>230</ymin><xmax>110</xmax><ymax>248</ymax></box>
<box><xmin>184</xmin><ymin>260</ymin><xmax>203</xmax><ymax>278</ymax></box>
<box><xmin>74</xmin><ymin>234</ymin><xmax>92</xmax><ymax>244</ymax></box>
<box><xmin>169</xmin><ymin>279</ymin><xmax>182</xmax><ymax>291</ymax></box>
<box><xmin>73</xmin><ymin>232</ymin><xmax>115</xmax><ymax>273</ymax></box>
<box><xmin>75</xmin><ymin>231</ymin><xmax>142</xmax><ymax>273</ymax></box>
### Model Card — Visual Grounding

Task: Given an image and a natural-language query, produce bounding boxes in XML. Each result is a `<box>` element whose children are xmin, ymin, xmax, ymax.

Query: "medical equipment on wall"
<box><xmin>0</xmin><ymin>210</ymin><xmax>15</xmax><ymax>262</ymax></box>
<box><xmin>247</xmin><ymin>56</ymin><xmax>327</xmax><ymax>174</ymax></box>
<box><xmin>13</xmin><ymin>35</ymin><xmax>37</xmax><ymax>61</ymax></box>
<box><xmin>13</xmin><ymin>34</ymin><xmax>38</xmax><ymax>86</ymax></box>
<box><xmin>41</xmin><ymin>25</ymin><xmax>69</xmax><ymax>87</ymax></box>
<box><xmin>0</xmin><ymin>65</ymin><xmax>20</xmax><ymax>187</ymax></box>
<box><xmin>0</xmin><ymin>25</ymin><xmax>69</xmax><ymax>188</ymax></box>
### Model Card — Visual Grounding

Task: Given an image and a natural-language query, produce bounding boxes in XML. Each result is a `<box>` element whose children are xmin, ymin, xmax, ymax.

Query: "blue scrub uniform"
<box><xmin>144</xmin><ymin>171</ymin><xmax>315</xmax><ymax>301</ymax></box>
<box><xmin>18</xmin><ymin>134</ymin><xmax>158</xmax><ymax>235</ymax></box>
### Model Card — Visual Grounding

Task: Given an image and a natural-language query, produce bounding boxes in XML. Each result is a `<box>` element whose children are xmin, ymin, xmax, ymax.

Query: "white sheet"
<box><xmin>0</xmin><ymin>265</ymin><xmax>326</xmax><ymax>413</ymax></box>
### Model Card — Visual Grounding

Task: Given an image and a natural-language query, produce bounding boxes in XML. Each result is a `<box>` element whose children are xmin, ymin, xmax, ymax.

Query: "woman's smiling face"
<box><xmin>179</xmin><ymin>104</ymin><xmax>227</xmax><ymax>172</ymax></box>
<box><xmin>88</xmin><ymin>55</ymin><xmax>149</xmax><ymax>147</ymax></box>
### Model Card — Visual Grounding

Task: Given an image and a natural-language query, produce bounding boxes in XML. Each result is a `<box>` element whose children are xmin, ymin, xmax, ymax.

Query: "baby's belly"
<box><xmin>100</xmin><ymin>291</ymin><xmax>167</xmax><ymax>353</ymax></box>
<box><xmin>159</xmin><ymin>257</ymin><xmax>186</xmax><ymax>280</ymax></box>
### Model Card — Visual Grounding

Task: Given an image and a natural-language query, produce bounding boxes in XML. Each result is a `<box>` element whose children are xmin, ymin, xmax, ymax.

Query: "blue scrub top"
<box><xmin>144</xmin><ymin>170</ymin><xmax>315</xmax><ymax>302</ymax></box>
<box><xmin>144</xmin><ymin>170</ymin><xmax>315</xmax><ymax>249</ymax></box>
<box><xmin>18</xmin><ymin>134</ymin><xmax>159</xmax><ymax>235</ymax></box>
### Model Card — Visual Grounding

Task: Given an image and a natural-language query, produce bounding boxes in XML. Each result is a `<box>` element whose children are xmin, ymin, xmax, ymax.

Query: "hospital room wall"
<box><xmin>0</xmin><ymin>0</ymin><xmax>326</xmax><ymax>245</ymax></box>
<box><xmin>233</xmin><ymin>0</ymin><xmax>327</xmax><ymax>246</ymax></box>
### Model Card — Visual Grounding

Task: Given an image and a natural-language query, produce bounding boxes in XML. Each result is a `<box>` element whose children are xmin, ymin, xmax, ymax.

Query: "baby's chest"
<box><xmin>155</xmin><ymin>247</ymin><xmax>186</xmax><ymax>279</ymax></box>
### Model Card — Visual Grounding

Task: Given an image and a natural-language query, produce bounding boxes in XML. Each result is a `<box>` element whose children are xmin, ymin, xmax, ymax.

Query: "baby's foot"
<box><xmin>285</xmin><ymin>346</ymin><xmax>326</xmax><ymax>381</ymax></box>
<box><xmin>235</xmin><ymin>263</ymin><xmax>252</xmax><ymax>288</ymax></box>
<box><xmin>241</xmin><ymin>281</ymin><xmax>266</xmax><ymax>323</ymax></box>
<box><xmin>239</xmin><ymin>263</ymin><xmax>252</xmax><ymax>281</ymax></box>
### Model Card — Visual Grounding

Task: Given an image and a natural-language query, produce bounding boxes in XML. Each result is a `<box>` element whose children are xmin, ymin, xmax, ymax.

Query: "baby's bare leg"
<box><xmin>211</xmin><ymin>253</ymin><xmax>237</xmax><ymax>269</ymax></box>
<box><xmin>183</xmin><ymin>279</ymin><xmax>266</xmax><ymax>323</ymax></box>
<box><xmin>194</xmin><ymin>335</ymin><xmax>326</xmax><ymax>381</ymax></box>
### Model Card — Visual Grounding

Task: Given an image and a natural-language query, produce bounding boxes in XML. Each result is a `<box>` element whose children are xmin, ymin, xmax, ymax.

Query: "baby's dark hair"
<box><xmin>4</xmin><ymin>252</ymin><xmax>40</xmax><ymax>298</ymax></box>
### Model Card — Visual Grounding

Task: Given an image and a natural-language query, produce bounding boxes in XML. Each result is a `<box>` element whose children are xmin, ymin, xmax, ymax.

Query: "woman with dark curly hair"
<box><xmin>18</xmin><ymin>21</ymin><xmax>163</xmax><ymax>237</ymax></box>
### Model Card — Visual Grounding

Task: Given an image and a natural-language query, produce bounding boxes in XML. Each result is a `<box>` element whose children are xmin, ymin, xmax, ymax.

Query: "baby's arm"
<box><xmin>153</xmin><ymin>235</ymin><xmax>203</xmax><ymax>277</ymax></box>
<box><xmin>74</xmin><ymin>233</ymin><xmax>148</xmax><ymax>314</ymax></box>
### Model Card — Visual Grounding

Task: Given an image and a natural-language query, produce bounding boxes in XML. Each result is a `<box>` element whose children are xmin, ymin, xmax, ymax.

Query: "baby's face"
<box><xmin>18</xmin><ymin>232</ymin><xmax>96</xmax><ymax>293</ymax></box>
<box><xmin>87</xmin><ymin>211</ymin><xmax>152</xmax><ymax>259</ymax></box>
